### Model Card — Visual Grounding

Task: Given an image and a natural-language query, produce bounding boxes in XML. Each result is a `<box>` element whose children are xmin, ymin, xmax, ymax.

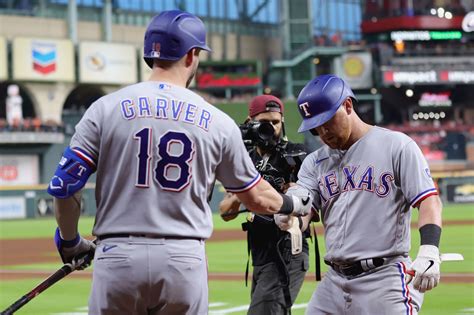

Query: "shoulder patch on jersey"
<box><xmin>424</xmin><ymin>167</ymin><xmax>432</xmax><ymax>179</ymax></box>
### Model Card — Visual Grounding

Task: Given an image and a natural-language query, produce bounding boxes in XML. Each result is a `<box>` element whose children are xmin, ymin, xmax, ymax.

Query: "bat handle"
<box><xmin>1</xmin><ymin>296</ymin><xmax>29</xmax><ymax>314</ymax></box>
<box><xmin>407</xmin><ymin>269</ymin><xmax>415</xmax><ymax>277</ymax></box>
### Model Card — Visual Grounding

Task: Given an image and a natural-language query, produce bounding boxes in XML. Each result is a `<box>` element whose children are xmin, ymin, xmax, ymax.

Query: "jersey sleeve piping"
<box><xmin>224</xmin><ymin>173</ymin><xmax>262</xmax><ymax>193</ymax></box>
<box><xmin>410</xmin><ymin>188</ymin><xmax>438</xmax><ymax>207</ymax></box>
<box><xmin>72</xmin><ymin>147</ymin><xmax>97</xmax><ymax>168</ymax></box>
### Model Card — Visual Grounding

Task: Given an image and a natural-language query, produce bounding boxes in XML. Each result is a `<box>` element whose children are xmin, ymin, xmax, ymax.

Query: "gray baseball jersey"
<box><xmin>300</xmin><ymin>126</ymin><xmax>436</xmax><ymax>315</ymax></box>
<box><xmin>70</xmin><ymin>81</ymin><xmax>260</xmax><ymax>240</ymax></box>
<box><xmin>297</xmin><ymin>126</ymin><xmax>437</xmax><ymax>262</ymax></box>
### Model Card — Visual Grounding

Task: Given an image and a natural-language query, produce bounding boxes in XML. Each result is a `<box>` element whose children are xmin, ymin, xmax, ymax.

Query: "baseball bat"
<box><xmin>406</xmin><ymin>253</ymin><xmax>464</xmax><ymax>277</ymax></box>
<box><xmin>1</xmin><ymin>248</ymin><xmax>95</xmax><ymax>315</ymax></box>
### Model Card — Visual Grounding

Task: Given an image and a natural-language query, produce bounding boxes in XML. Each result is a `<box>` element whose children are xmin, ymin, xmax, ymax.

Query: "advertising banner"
<box><xmin>0</xmin><ymin>155</ymin><xmax>39</xmax><ymax>185</ymax></box>
<box><xmin>334</xmin><ymin>52</ymin><xmax>373</xmax><ymax>89</ymax></box>
<box><xmin>79</xmin><ymin>41</ymin><xmax>137</xmax><ymax>84</ymax></box>
<box><xmin>195</xmin><ymin>61</ymin><xmax>262</xmax><ymax>88</ymax></box>
<box><xmin>446</xmin><ymin>183</ymin><xmax>474</xmax><ymax>203</ymax></box>
<box><xmin>382</xmin><ymin>69</ymin><xmax>474</xmax><ymax>85</ymax></box>
<box><xmin>12</xmin><ymin>37</ymin><xmax>74</xmax><ymax>82</ymax></box>
<box><xmin>0</xmin><ymin>197</ymin><xmax>26</xmax><ymax>219</ymax></box>
<box><xmin>0</xmin><ymin>37</ymin><xmax>7</xmax><ymax>80</ymax></box>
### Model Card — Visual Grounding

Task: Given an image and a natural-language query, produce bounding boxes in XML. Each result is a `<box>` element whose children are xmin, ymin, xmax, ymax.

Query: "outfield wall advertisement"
<box><xmin>79</xmin><ymin>41</ymin><xmax>137</xmax><ymax>85</ymax></box>
<box><xmin>334</xmin><ymin>52</ymin><xmax>373</xmax><ymax>89</ymax></box>
<box><xmin>0</xmin><ymin>37</ymin><xmax>7</xmax><ymax>80</ymax></box>
<box><xmin>12</xmin><ymin>37</ymin><xmax>75</xmax><ymax>82</ymax></box>
<box><xmin>0</xmin><ymin>197</ymin><xmax>26</xmax><ymax>219</ymax></box>
<box><xmin>0</xmin><ymin>155</ymin><xmax>39</xmax><ymax>186</ymax></box>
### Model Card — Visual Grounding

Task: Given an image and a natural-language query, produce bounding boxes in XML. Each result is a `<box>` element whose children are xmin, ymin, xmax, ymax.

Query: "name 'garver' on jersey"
<box><xmin>120</xmin><ymin>96</ymin><xmax>212</xmax><ymax>131</ymax></box>
<box><xmin>318</xmin><ymin>165</ymin><xmax>395</xmax><ymax>204</ymax></box>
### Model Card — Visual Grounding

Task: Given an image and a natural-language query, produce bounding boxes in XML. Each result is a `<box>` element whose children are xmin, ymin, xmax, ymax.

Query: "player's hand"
<box><xmin>286</xmin><ymin>186</ymin><xmax>312</xmax><ymax>216</ymax></box>
<box><xmin>407</xmin><ymin>245</ymin><xmax>441</xmax><ymax>292</ymax></box>
<box><xmin>219</xmin><ymin>193</ymin><xmax>241</xmax><ymax>221</ymax></box>
<box><xmin>54</xmin><ymin>227</ymin><xmax>96</xmax><ymax>268</ymax></box>
<box><xmin>274</xmin><ymin>214</ymin><xmax>293</xmax><ymax>231</ymax></box>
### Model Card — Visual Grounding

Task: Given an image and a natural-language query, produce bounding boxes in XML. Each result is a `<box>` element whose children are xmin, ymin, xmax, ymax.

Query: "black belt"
<box><xmin>324</xmin><ymin>257</ymin><xmax>385</xmax><ymax>277</ymax></box>
<box><xmin>98</xmin><ymin>233</ymin><xmax>202</xmax><ymax>241</ymax></box>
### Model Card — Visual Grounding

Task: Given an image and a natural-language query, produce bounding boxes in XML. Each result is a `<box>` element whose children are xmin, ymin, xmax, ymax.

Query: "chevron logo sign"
<box><xmin>32</xmin><ymin>42</ymin><xmax>57</xmax><ymax>75</ymax></box>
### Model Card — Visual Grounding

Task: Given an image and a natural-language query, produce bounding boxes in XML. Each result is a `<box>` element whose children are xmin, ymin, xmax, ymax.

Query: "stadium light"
<box><xmin>437</xmin><ymin>7</ymin><xmax>445</xmax><ymax>18</ymax></box>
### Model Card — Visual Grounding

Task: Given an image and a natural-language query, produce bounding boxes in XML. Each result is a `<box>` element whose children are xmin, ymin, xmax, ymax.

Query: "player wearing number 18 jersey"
<box><xmin>47</xmin><ymin>10</ymin><xmax>312</xmax><ymax>315</ymax></box>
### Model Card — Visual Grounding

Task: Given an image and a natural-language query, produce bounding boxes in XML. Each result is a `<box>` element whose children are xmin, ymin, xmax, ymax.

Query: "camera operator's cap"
<box><xmin>249</xmin><ymin>95</ymin><xmax>284</xmax><ymax>117</ymax></box>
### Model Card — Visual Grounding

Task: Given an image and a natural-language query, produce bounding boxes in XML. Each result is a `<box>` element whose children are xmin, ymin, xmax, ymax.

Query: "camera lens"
<box><xmin>257</xmin><ymin>122</ymin><xmax>274</xmax><ymax>141</ymax></box>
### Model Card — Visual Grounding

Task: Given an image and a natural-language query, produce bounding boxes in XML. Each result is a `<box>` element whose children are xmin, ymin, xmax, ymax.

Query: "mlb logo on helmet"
<box><xmin>151</xmin><ymin>43</ymin><xmax>161</xmax><ymax>58</ymax></box>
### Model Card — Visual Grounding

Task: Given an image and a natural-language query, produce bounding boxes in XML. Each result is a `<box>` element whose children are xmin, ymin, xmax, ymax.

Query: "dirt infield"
<box><xmin>1</xmin><ymin>220</ymin><xmax>472</xmax><ymax>282</ymax></box>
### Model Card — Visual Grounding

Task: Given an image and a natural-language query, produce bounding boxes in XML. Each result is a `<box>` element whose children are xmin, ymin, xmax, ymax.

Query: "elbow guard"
<box><xmin>47</xmin><ymin>147</ymin><xmax>96</xmax><ymax>199</ymax></box>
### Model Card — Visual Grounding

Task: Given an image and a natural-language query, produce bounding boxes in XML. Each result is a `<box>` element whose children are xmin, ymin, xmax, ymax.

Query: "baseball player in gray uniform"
<box><xmin>47</xmin><ymin>10</ymin><xmax>311</xmax><ymax>315</ymax></box>
<box><xmin>288</xmin><ymin>74</ymin><xmax>443</xmax><ymax>314</ymax></box>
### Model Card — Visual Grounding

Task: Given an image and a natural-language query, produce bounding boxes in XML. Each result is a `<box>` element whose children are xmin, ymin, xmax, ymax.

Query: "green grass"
<box><xmin>0</xmin><ymin>203</ymin><xmax>472</xmax><ymax>314</ymax></box>
<box><xmin>0</xmin><ymin>279</ymin><xmax>91</xmax><ymax>315</ymax></box>
<box><xmin>0</xmin><ymin>217</ymin><xmax>95</xmax><ymax>240</ymax></box>
<box><xmin>1</xmin><ymin>203</ymin><xmax>470</xmax><ymax>239</ymax></box>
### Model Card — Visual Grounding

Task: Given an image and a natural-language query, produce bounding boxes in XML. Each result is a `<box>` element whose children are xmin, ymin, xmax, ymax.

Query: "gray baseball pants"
<box><xmin>306</xmin><ymin>256</ymin><xmax>423</xmax><ymax>315</ymax></box>
<box><xmin>89</xmin><ymin>236</ymin><xmax>207</xmax><ymax>315</ymax></box>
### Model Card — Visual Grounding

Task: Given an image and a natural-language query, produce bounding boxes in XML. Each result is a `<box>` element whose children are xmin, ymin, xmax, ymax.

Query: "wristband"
<box><xmin>54</xmin><ymin>227</ymin><xmax>80</xmax><ymax>248</ymax></box>
<box><xmin>419</xmin><ymin>224</ymin><xmax>441</xmax><ymax>247</ymax></box>
<box><xmin>278</xmin><ymin>193</ymin><xmax>293</xmax><ymax>214</ymax></box>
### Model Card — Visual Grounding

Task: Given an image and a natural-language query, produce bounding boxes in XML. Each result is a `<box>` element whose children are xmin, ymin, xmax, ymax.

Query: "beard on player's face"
<box><xmin>186</xmin><ymin>49</ymin><xmax>201</xmax><ymax>88</ymax></box>
<box><xmin>186</xmin><ymin>58</ymin><xmax>199</xmax><ymax>88</ymax></box>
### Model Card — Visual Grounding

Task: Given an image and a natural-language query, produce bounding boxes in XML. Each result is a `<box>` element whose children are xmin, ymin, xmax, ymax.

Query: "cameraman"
<box><xmin>219</xmin><ymin>95</ymin><xmax>312</xmax><ymax>315</ymax></box>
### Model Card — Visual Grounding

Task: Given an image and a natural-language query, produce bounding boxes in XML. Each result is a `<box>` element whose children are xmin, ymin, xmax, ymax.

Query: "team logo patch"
<box><xmin>299</xmin><ymin>102</ymin><xmax>311</xmax><ymax>117</ymax></box>
<box><xmin>425</xmin><ymin>168</ymin><xmax>432</xmax><ymax>178</ymax></box>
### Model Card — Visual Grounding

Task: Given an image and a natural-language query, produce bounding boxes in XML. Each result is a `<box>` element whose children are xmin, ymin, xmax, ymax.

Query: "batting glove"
<box><xmin>54</xmin><ymin>227</ymin><xmax>96</xmax><ymax>269</ymax></box>
<box><xmin>407</xmin><ymin>245</ymin><xmax>441</xmax><ymax>292</ymax></box>
<box><xmin>286</xmin><ymin>186</ymin><xmax>312</xmax><ymax>216</ymax></box>
<box><xmin>274</xmin><ymin>214</ymin><xmax>293</xmax><ymax>231</ymax></box>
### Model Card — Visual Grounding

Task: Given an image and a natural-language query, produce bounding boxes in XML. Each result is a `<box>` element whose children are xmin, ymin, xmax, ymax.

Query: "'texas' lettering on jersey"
<box><xmin>120</xmin><ymin>97</ymin><xmax>212</xmax><ymax>131</ymax></box>
<box><xmin>317</xmin><ymin>165</ymin><xmax>395</xmax><ymax>203</ymax></box>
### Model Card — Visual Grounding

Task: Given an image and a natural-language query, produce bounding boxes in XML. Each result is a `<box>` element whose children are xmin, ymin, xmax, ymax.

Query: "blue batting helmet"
<box><xmin>144</xmin><ymin>10</ymin><xmax>211</xmax><ymax>68</ymax></box>
<box><xmin>296</xmin><ymin>74</ymin><xmax>356</xmax><ymax>133</ymax></box>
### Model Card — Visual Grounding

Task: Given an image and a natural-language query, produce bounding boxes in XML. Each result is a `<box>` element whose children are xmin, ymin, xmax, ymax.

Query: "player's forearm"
<box><xmin>236</xmin><ymin>180</ymin><xmax>283</xmax><ymax>214</ymax></box>
<box><xmin>54</xmin><ymin>191</ymin><xmax>82</xmax><ymax>240</ymax></box>
<box><xmin>417</xmin><ymin>195</ymin><xmax>442</xmax><ymax>229</ymax></box>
